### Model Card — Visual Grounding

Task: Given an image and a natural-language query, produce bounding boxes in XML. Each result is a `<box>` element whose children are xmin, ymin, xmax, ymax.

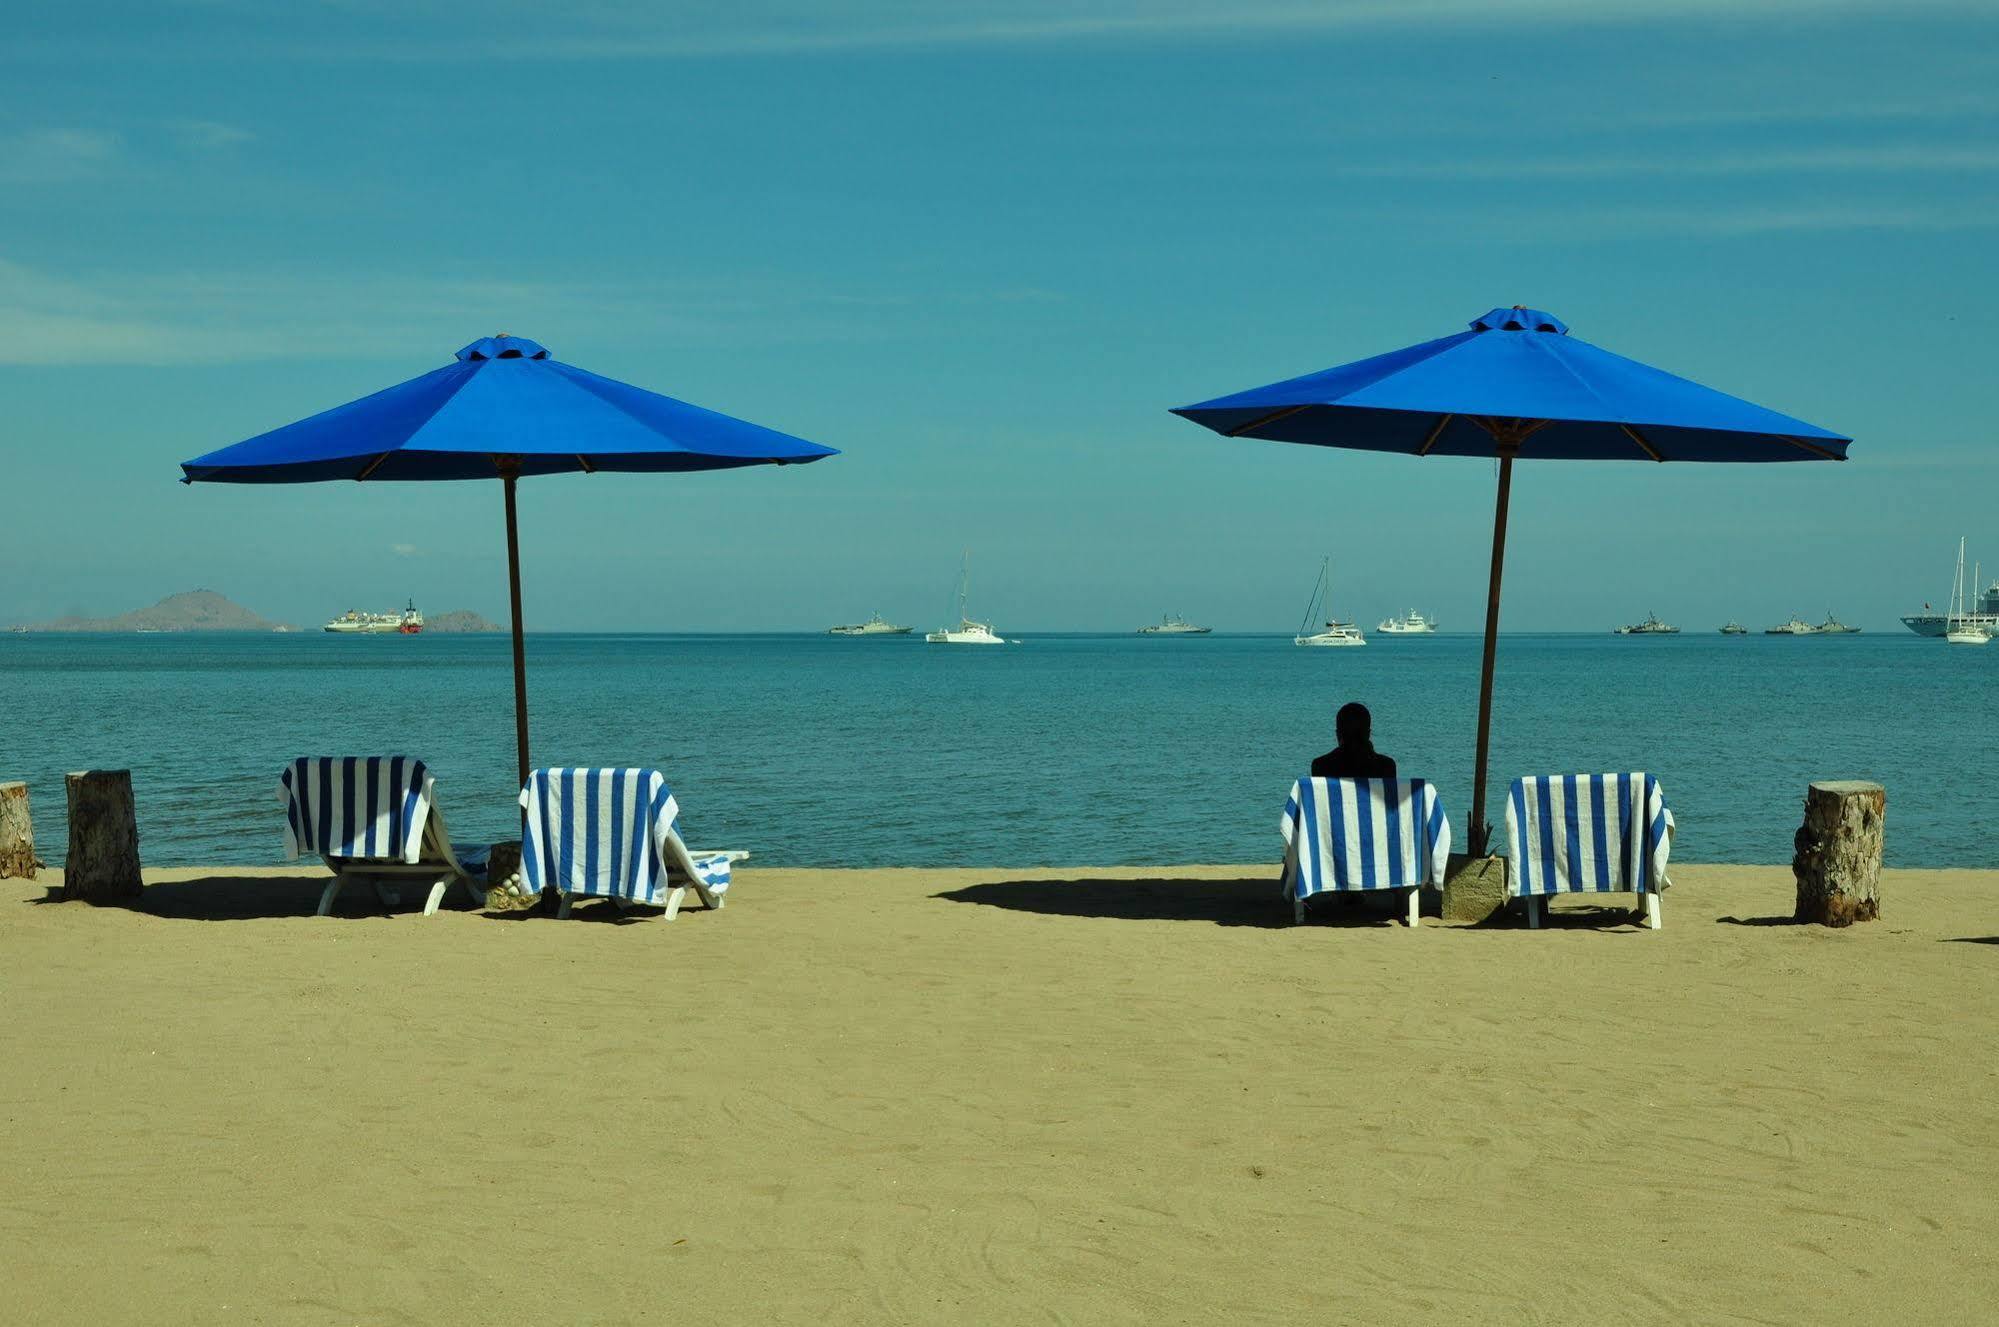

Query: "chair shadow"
<box><xmin>1715</xmin><ymin>915</ymin><xmax>1808</xmax><ymax>927</ymax></box>
<box><xmin>1941</xmin><ymin>936</ymin><xmax>1999</xmax><ymax>945</ymax></box>
<box><xmin>1468</xmin><ymin>902</ymin><xmax>1652</xmax><ymax>932</ymax></box>
<box><xmin>28</xmin><ymin>874</ymin><xmax>497</xmax><ymax>922</ymax></box>
<box><xmin>932</xmin><ymin>876</ymin><xmax>1413</xmax><ymax>929</ymax></box>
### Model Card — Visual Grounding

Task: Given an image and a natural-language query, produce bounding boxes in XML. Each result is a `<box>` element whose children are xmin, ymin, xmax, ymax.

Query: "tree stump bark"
<box><xmin>1</xmin><ymin>782</ymin><xmax>39</xmax><ymax>880</ymax></box>
<box><xmin>62</xmin><ymin>770</ymin><xmax>142</xmax><ymax>902</ymax></box>
<box><xmin>1792</xmin><ymin>780</ymin><xmax>1884</xmax><ymax>926</ymax></box>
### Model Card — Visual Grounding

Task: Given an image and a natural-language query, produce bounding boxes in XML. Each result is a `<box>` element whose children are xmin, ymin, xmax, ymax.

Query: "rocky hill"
<box><xmin>13</xmin><ymin>590</ymin><xmax>293</xmax><ymax>633</ymax></box>
<box><xmin>425</xmin><ymin>610</ymin><xmax>503</xmax><ymax>633</ymax></box>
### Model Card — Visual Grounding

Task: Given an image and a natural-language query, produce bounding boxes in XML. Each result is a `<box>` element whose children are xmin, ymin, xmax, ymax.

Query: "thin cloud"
<box><xmin>0</xmin><ymin>127</ymin><xmax>120</xmax><ymax>182</ymax></box>
<box><xmin>170</xmin><ymin>119</ymin><xmax>255</xmax><ymax>150</ymax></box>
<box><xmin>1335</xmin><ymin>144</ymin><xmax>1999</xmax><ymax>182</ymax></box>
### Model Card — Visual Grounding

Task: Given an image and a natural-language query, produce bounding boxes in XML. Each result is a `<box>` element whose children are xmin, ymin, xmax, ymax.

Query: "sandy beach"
<box><xmin>3</xmin><ymin>863</ymin><xmax>1995</xmax><ymax>1325</ymax></box>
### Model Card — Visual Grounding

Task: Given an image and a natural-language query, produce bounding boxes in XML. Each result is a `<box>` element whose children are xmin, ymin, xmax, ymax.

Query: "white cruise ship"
<box><xmin>324</xmin><ymin>599</ymin><xmax>423</xmax><ymax>634</ymax></box>
<box><xmin>1377</xmin><ymin>610</ymin><xmax>1437</xmax><ymax>635</ymax></box>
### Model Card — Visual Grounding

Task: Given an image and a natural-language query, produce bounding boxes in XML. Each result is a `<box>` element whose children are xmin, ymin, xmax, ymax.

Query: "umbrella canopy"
<box><xmin>1171</xmin><ymin>306</ymin><xmax>1850</xmax><ymax>853</ymax></box>
<box><xmin>183</xmin><ymin>334</ymin><xmax>837</xmax><ymax>787</ymax></box>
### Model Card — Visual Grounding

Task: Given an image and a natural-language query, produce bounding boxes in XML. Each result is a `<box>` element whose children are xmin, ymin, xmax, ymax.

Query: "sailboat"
<box><xmin>1294</xmin><ymin>559</ymin><xmax>1366</xmax><ymax>647</ymax></box>
<box><xmin>1946</xmin><ymin>537</ymin><xmax>1991</xmax><ymax>645</ymax></box>
<box><xmin>925</xmin><ymin>551</ymin><xmax>1008</xmax><ymax>645</ymax></box>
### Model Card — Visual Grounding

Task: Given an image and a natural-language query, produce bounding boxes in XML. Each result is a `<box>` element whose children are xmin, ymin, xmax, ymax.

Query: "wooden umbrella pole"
<box><xmin>1467</xmin><ymin>444</ymin><xmax>1518</xmax><ymax>857</ymax></box>
<box><xmin>501</xmin><ymin>465</ymin><xmax>530</xmax><ymax>792</ymax></box>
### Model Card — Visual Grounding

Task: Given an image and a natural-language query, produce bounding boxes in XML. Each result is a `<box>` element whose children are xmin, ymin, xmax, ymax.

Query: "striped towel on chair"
<box><xmin>519</xmin><ymin>768</ymin><xmax>733</xmax><ymax>907</ymax></box>
<box><xmin>1505</xmin><ymin>773</ymin><xmax>1674</xmax><ymax>898</ymax></box>
<box><xmin>1280</xmin><ymin>778</ymin><xmax>1451</xmax><ymax>902</ymax></box>
<box><xmin>279</xmin><ymin>756</ymin><xmax>433</xmax><ymax>865</ymax></box>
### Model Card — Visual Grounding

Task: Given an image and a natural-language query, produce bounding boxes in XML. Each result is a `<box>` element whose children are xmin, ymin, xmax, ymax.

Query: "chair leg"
<box><xmin>662</xmin><ymin>885</ymin><xmax>687</xmax><ymax>921</ymax></box>
<box><xmin>422</xmin><ymin>876</ymin><xmax>451</xmax><ymax>917</ymax></box>
<box><xmin>1405</xmin><ymin>887</ymin><xmax>1420</xmax><ymax>928</ymax></box>
<box><xmin>1525</xmin><ymin>896</ymin><xmax>1541</xmax><ymax>929</ymax></box>
<box><xmin>557</xmin><ymin>892</ymin><xmax>573</xmax><ymax>920</ymax></box>
<box><xmin>371</xmin><ymin>880</ymin><xmax>402</xmax><ymax>909</ymax></box>
<box><xmin>1292</xmin><ymin>897</ymin><xmax>1305</xmax><ymax>925</ymax></box>
<box><xmin>317</xmin><ymin>872</ymin><xmax>345</xmax><ymax>917</ymax></box>
<box><xmin>1645</xmin><ymin>893</ymin><xmax>1662</xmax><ymax>930</ymax></box>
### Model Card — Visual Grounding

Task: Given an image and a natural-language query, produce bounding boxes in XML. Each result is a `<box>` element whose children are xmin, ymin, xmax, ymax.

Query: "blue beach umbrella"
<box><xmin>1171</xmin><ymin>306</ymin><xmax>1850</xmax><ymax>853</ymax></box>
<box><xmin>182</xmin><ymin>333</ymin><xmax>838</xmax><ymax>786</ymax></box>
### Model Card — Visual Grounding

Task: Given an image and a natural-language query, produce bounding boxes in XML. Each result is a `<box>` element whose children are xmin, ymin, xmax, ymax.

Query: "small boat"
<box><xmin>1719</xmin><ymin>621</ymin><xmax>1747</xmax><ymax>635</ymax></box>
<box><xmin>1816</xmin><ymin>615</ymin><xmax>1861</xmax><ymax>635</ymax></box>
<box><xmin>1945</xmin><ymin>538</ymin><xmax>1992</xmax><ymax>646</ymax></box>
<box><xmin>1294</xmin><ymin>559</ymin><xmax>1366</xmax><ymax>647</ymax></box>
<box><xmin>829</xmin><ymin>612</ymin><xmax>912</xmax><ymax>636</ymax></box>
<box><xmin>1613</xmin><ymin>613</ymin><xmax>1679</xmax><ymax>635</ymax></box>
<box><xmin>1137</xmin><ymin>613</ymin><xmax>1211</xmax><ymax>635</ymax></box>
<box><xmin>926</xmin><ymin>551</ymin><xmax>1009</xmax><ymax>645</ymax></box>
<box><xmin>1377</xmin><ymin>610</ymin><xmax>1438</xmax><ymax>635</ymax></box>
<box><xmin>1765</xmin><ymin>616</ymin><xmax>1818</xmax><ymax>636</ymax></box>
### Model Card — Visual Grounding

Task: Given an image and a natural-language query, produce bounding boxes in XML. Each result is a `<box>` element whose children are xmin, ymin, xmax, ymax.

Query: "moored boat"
<box><xmin>829</xmin><ymin>612</ymin><xmax>912</xmax><ymax>636</ymax></box>
<box><xmin>1765</xmin><ymin>616</ymin><xmax>1818</xmax><ymax>635</ymax></box>
<box><xmin>926</xmin><ymin>552</ymin><xmax>1010</xmax><ymax>645</ymax></box>
<box><xmin>1377</xmin><ymin>610</ymin><xmax>1437</xmax><ymax>635</ymax></box>
<box><xmin>1138</xmin><ymin>613</ymin><xmax>1211</xmax><ymax>635</ymax></box>
<box><xmin>1719</xmin><ymin>621</ymin><xmax>1747</xmax><ymax>635</ymax></box>
<box><xmin>1614</xmin><ymin>613</ymin><xmax>1679</xmax><ymax>635</ymax></box>
<box><xmin>1294</xmin><ymin>559</ymin><xmax>1366</xmax><ymax>647</ymax></box>
<box><xmin>324</xmin><ymin>599</ymin><xmax>423</xmax><ymax>634</ymax></box>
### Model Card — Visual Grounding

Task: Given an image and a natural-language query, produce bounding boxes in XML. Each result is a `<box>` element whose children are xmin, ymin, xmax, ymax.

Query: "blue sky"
<box><xmin>2</xmin><ymin>0</ymin><xmax>1995</xmax><ymax>631</ymax></box>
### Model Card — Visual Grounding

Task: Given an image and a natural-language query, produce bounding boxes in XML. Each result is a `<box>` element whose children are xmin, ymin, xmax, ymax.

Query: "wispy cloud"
<box><xmin>0</xmin><ymin>127</ymin><xmax>120</xmax><ymax>182</ymax></box>
<box><xmin>390</xmin><ymin>542</ymin><xmax>420</xmax><ymax>556</ymax></box>
<box><xmin>169</xmin><ymin>119</ymin><xmax>255</xmax><ymax>150</ymax></box>
<box><xmin>15</xmin><ymin>0</ymin><xmax>1996</xmax><ymax>62</ymax></box>
<box><xmin>1334</xmin><ymin>144</ymin><xmax>1999</xmax><ymax>182</ymax></box>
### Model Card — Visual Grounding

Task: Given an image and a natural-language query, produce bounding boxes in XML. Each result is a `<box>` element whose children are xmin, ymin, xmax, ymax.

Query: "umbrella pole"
<box><xmin>1468</xmin><ymin>447</ymin><xmax>1515</xmax><ymax>857</ymax></box>
<box><xmin>502</xmin><ymin>469</ymin><xmax>530</xmax><ymax>792</ymax></box>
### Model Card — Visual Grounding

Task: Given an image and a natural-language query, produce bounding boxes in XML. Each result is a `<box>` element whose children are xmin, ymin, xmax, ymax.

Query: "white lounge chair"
<box><xmin>1279</xmin><ymin>777</ymin><xmax>1452</xmax><ymax>927</ymax></box>
<box><xmin>1505</xmin><ymin>773</ymin><xmax>1675</xmax><ymax>929</ymax></box>
<box><xmin>511</xmin><ymin>768</ymin><xmax>743</xmax><ymax>920</ymax></box>
<box><xmin>279</xmin><ymin>756</ymin><xmax>489</xmax><ymax>916</ymax></box>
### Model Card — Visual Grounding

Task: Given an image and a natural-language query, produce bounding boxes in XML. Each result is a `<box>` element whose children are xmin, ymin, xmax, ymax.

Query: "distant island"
<box><xmin>425</xmin><ymin>610</ymin><xmax>502</xmax><ymax>633</ymax></box>
<box><xmin>8</xmin><ymin>591</ymin><xmax>503</xmax><ymax>634</ymax></box>
<box><xmin>10</xmin><ymin>590</ymin><xmax>294</xmax><ymax>633</ymax></box>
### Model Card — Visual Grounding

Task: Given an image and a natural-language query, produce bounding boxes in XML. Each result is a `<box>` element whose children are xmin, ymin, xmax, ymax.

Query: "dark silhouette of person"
<box><xmin>1310</xmin><ymin>702</ymin><xmax>1397</xmax><ymax>781</ymax></box>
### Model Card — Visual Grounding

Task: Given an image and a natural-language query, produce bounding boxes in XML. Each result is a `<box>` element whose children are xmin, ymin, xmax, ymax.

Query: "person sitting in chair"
<box><xmin>1310</xmin><ymin>702</ymin><xmax>1396</xmax><ymax>781</ymax></box>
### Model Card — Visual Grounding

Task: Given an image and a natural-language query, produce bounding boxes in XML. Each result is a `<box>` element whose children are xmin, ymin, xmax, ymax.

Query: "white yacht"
<box><xmin>829</xmin><ymin>612</ymin><xmax>912</xmax><ymax>636</ymax></box>
<box><xmin>1294</xmin><ymin>559</ymin><xmax>1366</xmax><ymax>647</ymax></box>
<box><xmin>926</xmin><ymin>552</ymin><xmax>1009</xmax><ymax>645</ymax></box>
<box><xmin>1944</xmin><ymin>539</ymin><xmax>1991</xmax><ymax>646</ymax></box>
<box><xmin>1137</xmin><ymin>613</ymin><xmax>1211</xmax><ymax>635</ymax></box>
<box><xmin>1377</xmin><ymin>610</ymin><xmax>1437</xmax><ymax>635</ymax></box>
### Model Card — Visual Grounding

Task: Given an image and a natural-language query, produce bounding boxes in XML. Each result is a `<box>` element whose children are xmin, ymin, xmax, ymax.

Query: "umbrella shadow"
<box><xmin>931</xmin><ymin>875</ymin><xmax>1416</xmax><ymax>929</ymax></box>
<box><xmin>28</xmin><ymin>874</ymin><xmax>496</xmax><ymax>922</ymax></box>
<box><xmin>1942</xmin><ymin>936</ymin><xmax>1999</xmax><ymax>946</ymax></box>
<box><xmin>1715</xmin><ymin>914</ymin><xmax>1809</xmax><ymax>927</ymax></box>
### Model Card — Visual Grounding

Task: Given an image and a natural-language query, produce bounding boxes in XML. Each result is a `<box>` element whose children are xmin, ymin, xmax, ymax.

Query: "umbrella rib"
<box><xmin>1225</xmin><ymin>404</ymin><xmax>1310</xmax><ymax>437</ymax></box>
<box><xmin>354</xmin><ymin>453</ymin><xmax>391</xmax><ymax>481</ymax></box>
<box><xmin>1779</xmin><ymin>434</ymin><xmax>1846</xmax><ymax>461</ymax></box>
<box><xmin>1415</xmin><ymin>414</ymin><xmax>1453</xmax><ymax>456</ymax></box>
<box><xmin>1621</xmin><ymin>424</ymin><xmax>1664</xmax><ymax>462</ymax></box>
<box><xmin>576</xmin><ymin>455</ymin><xmax>596</xmax><ymax>473</ymax></box>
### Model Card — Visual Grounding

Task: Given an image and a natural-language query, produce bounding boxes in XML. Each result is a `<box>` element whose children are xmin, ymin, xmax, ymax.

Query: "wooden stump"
<box><xmin>1442</xmin><ymin>853</ymin><xmax>1509</xmax><ymax>923</ymax></box>
<box><xmin>1792</xmin><ymin>780</ymin><xmax>1884</xmax><ymax>926</ymax></box>
<box><xmin>1</xmin><ymin>782</ymin><xmax>39</xmax><ymax>880</ymax></box>
<box><xmin>62</xmin><ymin>770</ymin><xmax>142</xmax><ymax>902</ymax></box>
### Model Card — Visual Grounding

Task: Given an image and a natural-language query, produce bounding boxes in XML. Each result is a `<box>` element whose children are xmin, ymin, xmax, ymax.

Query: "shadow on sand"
<box><xmin>937</xmin><ymin>876</ymin><xmax>1429</xmax><ymax>929</ymax></box>
<box><xmin>28</xmin><ymin>875</ymin><xmax>505</xmax><ymax>923</ymax></box>
<box><xmin>1715</xmin><ymin>914</ymin><xmax>1809</xmax><ymax>927</ymax></box>
<box><xmin>1941</xmin><ymin>936</ymin><xmax>1999</xmax><ymax>945</ymax></box>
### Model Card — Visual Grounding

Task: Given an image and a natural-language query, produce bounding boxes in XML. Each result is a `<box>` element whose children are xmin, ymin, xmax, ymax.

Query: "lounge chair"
<box><xmin>1505</xmin><ymin>773</ymin><xmax>1675</xmax><ymax>929</ymax></box>
<box><xmin>512</xmin><ymin>767</ymin><xmax>743</xmax><ymax>919</ymax></box>
<box><xmin>279</xmin><ymin>756</ymin><xmax>490</xmax><ymax>916</ymax></box>
<box><xmin>1279</xmin><ymin>777</ymin><xmax>1451</xmax><ymax>926</ymax></box>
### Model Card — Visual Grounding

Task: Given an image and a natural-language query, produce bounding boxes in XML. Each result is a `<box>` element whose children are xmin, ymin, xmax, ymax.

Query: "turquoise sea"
<box><xmin>4</xmin><ymin>631</ymin><xmax>1993</xmax><ymax>870</ymax></box>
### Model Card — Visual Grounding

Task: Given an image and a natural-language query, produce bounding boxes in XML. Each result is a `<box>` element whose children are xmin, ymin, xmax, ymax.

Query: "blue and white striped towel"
<box><xmin>1505</xmin><ymin>773</ymin><xmax>1674</xmax><ymax>898</ymax></box>
<box><xmin>519</xmin><ymin>768</ymin><xmax>733</xmax><ymax>906</ymax></box>
<box><xmin>279</xmin><ymin>756</ymin><xmax>433</xmax><ymax>865</ymax></box>
<box><xmin>1280</xmin><ymin>778</ymin><xmax>1452</xmax><ymax>901</ymax></box>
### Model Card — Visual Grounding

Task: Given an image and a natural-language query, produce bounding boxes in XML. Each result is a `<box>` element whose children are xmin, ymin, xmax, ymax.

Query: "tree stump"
<box><xmin>1</xmin><ymin>781</ymin><xmax>39</xmax><ymax>880</ymax></box>
<box><xmin>62</xmin><ymin>770</ymin><xmax>142</xmax><ymax>902</ymax></box>
<box><xmin>1792</xmin><ymin>780</ymin><xmax>1884</xmax><ymax>926</ymax></box>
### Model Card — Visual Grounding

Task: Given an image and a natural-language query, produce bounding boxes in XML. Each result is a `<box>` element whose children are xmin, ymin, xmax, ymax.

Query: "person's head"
<box><xmin>1336</xmin><ymin>702</ymin><xmax>1372</xmax><ymax>748</ymax></box>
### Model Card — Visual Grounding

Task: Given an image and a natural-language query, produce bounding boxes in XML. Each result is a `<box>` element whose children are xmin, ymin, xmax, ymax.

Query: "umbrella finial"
<box><xmin>1471</xmin><ymin>307</ymin><xmax>1568</xmax><ymax>334</ymax></box>
<box><xmin>457</xmin><ymin>334</ymin><xmax>550</xmax><ymax>361</ymax></box>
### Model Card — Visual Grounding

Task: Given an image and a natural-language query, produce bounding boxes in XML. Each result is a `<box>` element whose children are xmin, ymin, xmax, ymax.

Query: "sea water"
<box><xmin>3</xmin><ymin>631</ymin><xmax>1993</xmax><ymax>870</ymax></box>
